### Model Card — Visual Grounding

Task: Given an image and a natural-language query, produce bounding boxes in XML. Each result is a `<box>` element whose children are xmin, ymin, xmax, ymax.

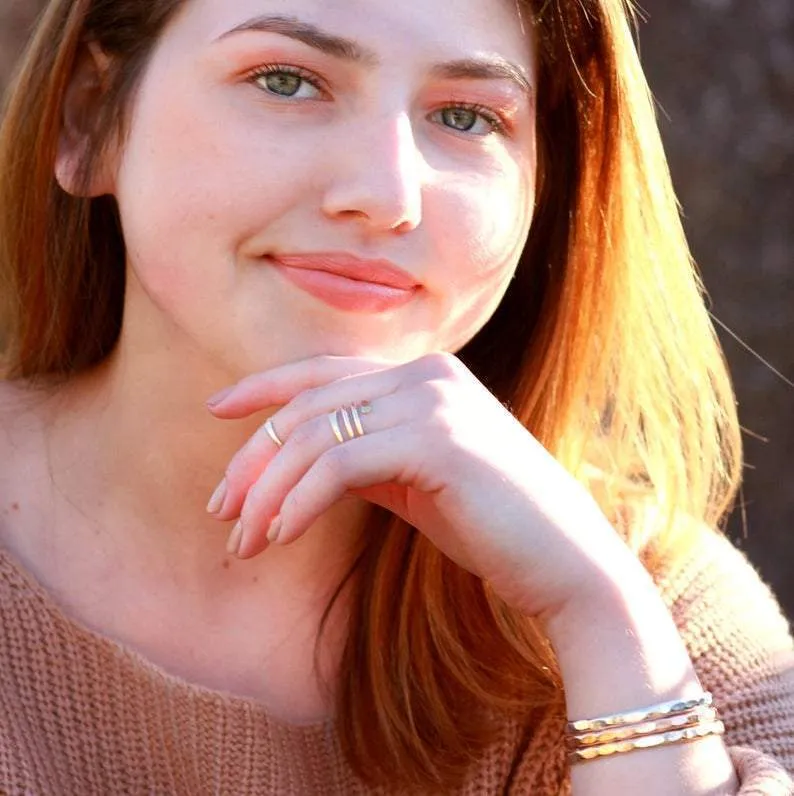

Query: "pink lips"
<box><xmin>268</xmin><ymin>253</ymin><xmax>420</xmax><ymax>313</ymax></box>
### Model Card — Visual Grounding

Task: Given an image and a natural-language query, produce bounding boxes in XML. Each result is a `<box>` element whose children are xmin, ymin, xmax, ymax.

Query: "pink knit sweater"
<box><xmin>1</xmin><ymin>529</ymin><xmax>792</xmax><ymax>794</ymax></box>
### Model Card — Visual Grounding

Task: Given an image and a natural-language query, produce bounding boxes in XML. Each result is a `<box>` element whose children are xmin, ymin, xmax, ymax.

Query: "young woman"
<box><xmin>0</xmin><ymin>0</ymin><xmax>792</xmax><ymax>793</ymax></box>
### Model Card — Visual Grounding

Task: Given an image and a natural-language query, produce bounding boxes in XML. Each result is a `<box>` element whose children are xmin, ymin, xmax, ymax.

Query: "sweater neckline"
<box><xmin>0</xmin><ymin>542</ymin><xmax>337</xmax><ymax>739</ymax></box>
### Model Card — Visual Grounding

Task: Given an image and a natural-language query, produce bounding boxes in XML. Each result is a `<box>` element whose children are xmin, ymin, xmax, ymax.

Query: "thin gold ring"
<box><xmin>264</xmin><ymin>418</ymin><xmax>283</xmax><ymax>447</ymax></box>
<box><xmin>328</xmin><ymin>409</ymin><xmax>345</xmax><ymax>443</ymax></box>
<box><xmin>350</xmin><ymin>405</ymin><xmax>364</xmax><ymax>436</ymax></box>
<box><xmin>328</xmin><ymin>401</ymin><xmax>372</xmax><ymax>444</ymax></box>
<box><xmin>340</xmin><ymin>406</ymin><xmax>355</xmax><ymax>439</ymax></box>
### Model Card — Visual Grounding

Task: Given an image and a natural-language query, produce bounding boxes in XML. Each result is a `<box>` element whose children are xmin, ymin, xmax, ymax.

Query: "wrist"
<box><xmin>541</xmin><ymin>568</ymin><xmax>704</xmax><ymax>721</ymax></box>
<box><xmin>544</xmin><ymin>573</ymin><xmax>738</xmax><ymax>794</ymax></box>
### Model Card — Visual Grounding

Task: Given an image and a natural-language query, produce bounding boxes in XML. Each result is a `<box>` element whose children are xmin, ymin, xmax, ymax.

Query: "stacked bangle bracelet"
<box><xmin>565</xmin><ymin>692</ymin><xmax>725</xmax><ymax>765</ymax></box>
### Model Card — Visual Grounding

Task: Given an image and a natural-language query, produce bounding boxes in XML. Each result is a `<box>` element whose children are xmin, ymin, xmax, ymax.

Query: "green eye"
<box><xmin>264</xmin><ymin>71</ymin><xmax>303</xmax><ymax>97</ymax></box>
<box><xmin>442</xmin><ymin>108</ymin><xmax>479</xmax><ymax>132</ymax></box>
<box><xmin>249</xmin><ymin>66</ymin><xmax>323</xmax><ymax>100</ymax></box>
<box><xmin>432</xmin><ymin>105</ymin><xmax>504</xmax><ymax>136</ymax></box>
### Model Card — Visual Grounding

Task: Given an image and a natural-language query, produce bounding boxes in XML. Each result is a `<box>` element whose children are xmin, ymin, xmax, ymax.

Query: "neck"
<box><xmin>43</xmin><ymin>323</ymin><xmax>371</xmax><ymax>607</ymax></box>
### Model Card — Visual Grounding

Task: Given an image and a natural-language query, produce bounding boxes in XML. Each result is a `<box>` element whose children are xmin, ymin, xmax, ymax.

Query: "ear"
<box><xmin>54</xmin><ymin>41</ymin><xmax>116</xmax><ymax>197</ymax></box>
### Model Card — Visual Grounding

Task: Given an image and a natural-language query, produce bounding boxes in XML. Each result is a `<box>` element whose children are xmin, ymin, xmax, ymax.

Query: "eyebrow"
<box><xmin>216</xmin><ymin>14</ymin><xmax>378</xmax><ymax>65</ymax></box>
<box><xmin>429</xmin><ymin>59</ymin><xmax>532</xmax><ymax>97</ymax></box>
<box><xmin>216</xmin><ymin>14</ymin><xmax>533</xmax><ymax>97</ymax></box>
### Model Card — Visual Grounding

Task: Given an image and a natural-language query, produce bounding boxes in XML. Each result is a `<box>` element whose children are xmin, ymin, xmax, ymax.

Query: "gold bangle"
<box><xmin>568</xmin><ymin>719</ymin><xmax>725</xmax><ymax>766</ymax></box>
<box><xmin>567</xmin><ymin>706</ymin><xmax>718</xmax><ymax>748</ymax></box>
<box><xmin>566</xmin><ymin>692</ymin><xmax>713</xmax><ymax>734</ymax></box>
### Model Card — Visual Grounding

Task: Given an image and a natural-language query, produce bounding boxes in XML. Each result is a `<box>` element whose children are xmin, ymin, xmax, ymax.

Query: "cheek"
<box><xmin>440</xmin><ymin>161</ymin><xmax>533</xmax><ymax>284</ymax></box>
<box><xmin>441</xmin><ymin>146</ymin><xmax>534</xmax><ymax>275</ymax></box>
<box><xmin>428</xmin><ymin>158</ymin><xmax>534</xmax><ymax>350</ymax></box>
<box><xmin>113</xmin><ymin>67</ymin><xmax>319</xmax><ymax>292</ymax></box>
<box><xmin>468</xmin><ymin>188</ymin><xmax>532</xmax><ymax>275</ymax></box>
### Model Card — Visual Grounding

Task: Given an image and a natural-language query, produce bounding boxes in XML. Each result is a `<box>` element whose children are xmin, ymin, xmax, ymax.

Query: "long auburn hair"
<box><xmin>0</xmin><ymin>0</ymin><xmax>742</xmax><ymax>790</ymax></box>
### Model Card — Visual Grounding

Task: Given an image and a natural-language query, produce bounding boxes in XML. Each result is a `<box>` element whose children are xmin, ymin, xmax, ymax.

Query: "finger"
<box><xmin>234</xmin><ymin>387</ymin><xmax>421</xmax><ymax>556</ymax></box>
<box><xmin>206</xmin><ymin>355</ymin><xmax>399</xmax><ymax>418</ymax></box>
<box><xmin>215</xmin><ymin>376</ymin><xmax>402</xmax><ymax>521</ymax></box>
<box><xmin>234</xmin><ymin>412</ymin><xmax>335</xmax><ymax>556</ymax></box>
<box><xmin>238</xmin><ymin>425</ymin><xmax>419</xmax><ymax>558</ymax></box>
<box><xmin>234</xmin><ymin>389</ymin><xmax>409</xmax><ymax>544</ymax></box>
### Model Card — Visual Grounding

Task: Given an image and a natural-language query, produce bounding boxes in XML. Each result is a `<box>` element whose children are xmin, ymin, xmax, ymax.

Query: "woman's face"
<box><xmin>111</xmin><ymin>0</ymin><xmax>536</xmax><ymax>375</ymax></box>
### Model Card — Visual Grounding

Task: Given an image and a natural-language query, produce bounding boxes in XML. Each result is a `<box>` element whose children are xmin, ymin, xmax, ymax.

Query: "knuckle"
<box><xmin>418</xmin><ymin>351</ymin><xmax>462</xmax><ymax>378</ymax></box>
<box><xmin>239</xmin><ymin>495</ymin><xmax>260</xmax><ymax>527</ymax></box>
<box><xmin>289</xmin><ymin>387</ymin><xmax>318</xmax><ymax>415</ymax></box>
<box><xmin>418</xmin><ymin>381</ymin><xmax>455</xmax><ymax>424</ymax></box>
<box><xmin>430</xmin><ymin>405</ymin><xmax>456</xmax><ymax>438</ymax></box>
<box><xmin>418</xmin><ymin>386</ymin><xmax>456</xmax><ymax>435</ymax></box>
<box><xmin>225</xmin><ymin>454</ymin><xmax>246</xmax><ymax>481</ymax></box>
<box><xmin>283</xmin><ymin>418</ymin><xmax>319</xmax><ymax>450</ymax></box>
<box><xmin>237</xmin><ymin>371</ymin><xmax>268</xmax><ymax>393</ymax></box>
<box><xmin>422</xmin><ymin>378</ymin><xmax>450</xmax><ymax>406</ymax></box>
<box><xmin>318</xmin><ymin>445</ymin><xmax>351</xmax><ymax>480</ymax></box>
<box><xmin>312</xmin><ymin>355</ymin><xmax>346</xmax><ymax>380</ymax></box>
<box><xmin>219</xmin><ymin>468</ymin><xmax>236</xmax><ymax>492</ymax></box>
<box><xmin>230</xmin><ymin>442</ymin><xmax>258</xmax><ymax>475</ymax></box>
<box><xmin>278</xmin><ymin>491</ymin><xmax>296</xmax><ymax>520</ymax></box>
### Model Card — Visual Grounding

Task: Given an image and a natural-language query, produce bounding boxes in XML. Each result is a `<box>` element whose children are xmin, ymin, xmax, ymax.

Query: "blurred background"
<box><xmin>1</xmin><ymin>0</ymin><xmax>792</xmax><ymax>618</ymax></box>
<box><xmin>638</xmin><ymin>0</ymin><xmax>793</xmax><ymax>622</ymax></box>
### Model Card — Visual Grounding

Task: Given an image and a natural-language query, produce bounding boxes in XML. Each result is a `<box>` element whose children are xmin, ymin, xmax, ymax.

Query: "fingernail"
<box><xmin>226</xmin><ymin>521</ymin><xmax>244</xmax><ymax>556</ymax></box>
<box><xmin>206</xmin><ymin>385</ymin><xmax>235</xmax><ymax>407</ymax></box>
<box><xmin>267</xmin><ymin>516</ymin><xmax>282</xmax><ymax>544</ymax></box>
<box><xmin>206</xmin><ymin>479</ymin><xmax>228</xmax><ymax>514</ymax></box>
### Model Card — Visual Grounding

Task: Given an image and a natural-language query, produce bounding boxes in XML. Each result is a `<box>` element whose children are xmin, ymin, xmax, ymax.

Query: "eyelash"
<box><xmin>441</xmin><ymin>102</ymin><xmax>507</xmax><ymax>135</ymax></box>
<box><xmin>243</xmin><ymin>63</ymin><xmax>509</xmax><ymax>136</ymax></box>
<box><xmin>244</xmin><ymin>63</ymin><xmax>327</xmax><ymax>95</ymax></box>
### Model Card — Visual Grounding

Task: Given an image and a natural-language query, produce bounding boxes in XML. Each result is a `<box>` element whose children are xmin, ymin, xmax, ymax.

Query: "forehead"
<box><xmin>175</xmin><ymin>0</ymin><xmax>534</xmax><ymax>71</ymax></box>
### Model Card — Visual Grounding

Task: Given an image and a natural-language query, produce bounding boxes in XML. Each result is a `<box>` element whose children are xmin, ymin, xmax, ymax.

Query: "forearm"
<box><xmin>543</xmin><ymin>563</ymin><xmax>740</xmax><ymax>795</ymax></box>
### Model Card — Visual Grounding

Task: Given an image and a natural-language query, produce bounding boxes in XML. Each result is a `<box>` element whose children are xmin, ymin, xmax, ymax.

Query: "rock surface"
<box><xmin>1</xmin><ymin>1</ymin><xmax>792</xmax><ymax>618</ymax></box>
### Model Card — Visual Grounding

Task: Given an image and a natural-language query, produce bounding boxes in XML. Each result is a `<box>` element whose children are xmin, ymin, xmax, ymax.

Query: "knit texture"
<box><xmin>1</xmin><ymin>529</ymin><xmax>792</xmax><ymax>794</ymax></box>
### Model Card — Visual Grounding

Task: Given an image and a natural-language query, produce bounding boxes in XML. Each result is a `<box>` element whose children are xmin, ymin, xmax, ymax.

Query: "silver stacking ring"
<box><xmin>328</xmin><ymin>401</ymin><xmax>372</xmax><ymax>444</ymax></box>
<box><xmin>263</xmin><ymin>418</ymin><xmax>284</xmax><ymax>447</ymax></box>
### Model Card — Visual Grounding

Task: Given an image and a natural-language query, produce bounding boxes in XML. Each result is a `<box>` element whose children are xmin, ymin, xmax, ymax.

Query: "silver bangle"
<box><xmin>568</xmin><ymin>719</ymin><xmax>725</xmax><ymax>765</ymax></box>
<box><xmin>566</xmin><ymin>692</ymin><xmax>714</xmax><ymax>734</ymax></box>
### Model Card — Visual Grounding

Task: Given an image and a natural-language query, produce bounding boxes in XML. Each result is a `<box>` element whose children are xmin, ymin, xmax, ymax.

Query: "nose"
<box><xmin>321</xmin><ymin>111</ymin><xmax>424</xmax><ymax>234</ymax></box>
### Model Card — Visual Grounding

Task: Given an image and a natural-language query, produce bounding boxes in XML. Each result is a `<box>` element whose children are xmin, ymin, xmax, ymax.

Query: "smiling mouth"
<box><xmin>269</xmin><ymin>252</ymin><xmax>420</xmax><ymax>289</ymax></box>
<box><xmin>266</xmin><ymin>256</ymin><xmax>420</xmax><ymax>314</ymax></box>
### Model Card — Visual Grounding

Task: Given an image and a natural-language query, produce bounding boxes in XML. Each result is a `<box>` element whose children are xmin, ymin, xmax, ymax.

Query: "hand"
<box><xmin>206</xmin><ymin>352</ymin><xmax>639</xmax><ymax>619</ymax></box>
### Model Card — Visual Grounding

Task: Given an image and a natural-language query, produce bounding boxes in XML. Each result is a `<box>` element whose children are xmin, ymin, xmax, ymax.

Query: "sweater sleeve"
<box><xmin>653</xmin><ymin>526</ymin><xmax>794</xmax><ymax>794</ymax></box>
